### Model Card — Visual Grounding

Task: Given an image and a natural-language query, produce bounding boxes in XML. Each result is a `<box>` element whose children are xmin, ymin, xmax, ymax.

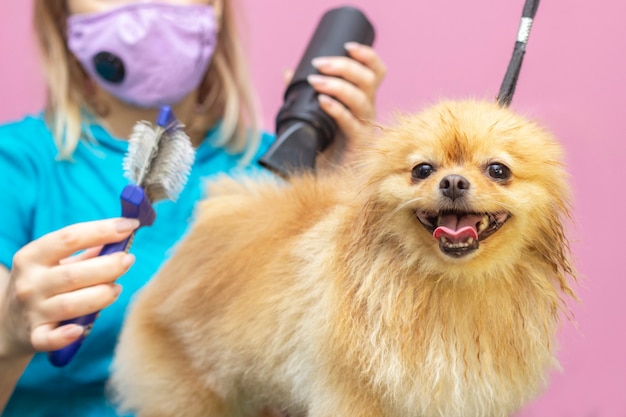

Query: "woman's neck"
<box><xmin>94</xmin><ymin>89</ymin><xmax>206</xmax><ymax>146</ymax></box>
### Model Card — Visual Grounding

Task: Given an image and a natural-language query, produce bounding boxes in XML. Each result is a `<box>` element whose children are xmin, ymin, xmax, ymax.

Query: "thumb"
<box><xmin>282</xmin><ymin>69</ymin><xmax>294</xmax><ymax>86</ymax></box>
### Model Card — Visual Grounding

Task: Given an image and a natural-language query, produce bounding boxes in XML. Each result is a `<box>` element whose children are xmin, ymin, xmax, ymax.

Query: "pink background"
<box><xmin>1</xmin><ymin>0</ymin><xmax>625</xmax><ymax>415</ymax></box>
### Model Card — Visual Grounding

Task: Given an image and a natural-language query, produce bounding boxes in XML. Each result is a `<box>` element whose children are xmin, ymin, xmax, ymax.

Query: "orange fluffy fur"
<box><xmin>110</xmin><ymin>100</ymin><xmax>576</xmax><ymax>417</ymax></box>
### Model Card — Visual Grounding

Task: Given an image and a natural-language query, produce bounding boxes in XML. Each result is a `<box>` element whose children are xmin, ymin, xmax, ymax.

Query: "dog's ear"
<box><xmin>534</xmin><ymin>197</ymin><xmax>578</xmax><ymax>302</ymax></box>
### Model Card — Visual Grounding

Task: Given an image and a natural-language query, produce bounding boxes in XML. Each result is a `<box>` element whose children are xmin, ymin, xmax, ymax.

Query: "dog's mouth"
<box><xmin>415</xmin><ymin>210</ymin><xmax>510</xmax><ymax>258</ymax></box>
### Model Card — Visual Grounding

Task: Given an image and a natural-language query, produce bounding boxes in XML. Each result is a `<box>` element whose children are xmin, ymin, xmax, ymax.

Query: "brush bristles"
<box><xmin>124</xmin><ymin>122</ymin><xmax>158</xmax><ymax>185</ymax></box>
<box><xmin>123</xmin><ymin>121</ymin><xmax>195</xmax><ymax>203</ymax></box>
<box><xmin>143</xmin><ymin>128</ymin><xmax>195</xmax><ymax>202</ymax></box>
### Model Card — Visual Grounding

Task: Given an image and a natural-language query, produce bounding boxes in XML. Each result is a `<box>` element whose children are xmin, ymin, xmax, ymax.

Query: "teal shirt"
<box><xmin>0</xmin><ymin>114</ymin><xmax>274</xmax><ymax>416</ymax></box>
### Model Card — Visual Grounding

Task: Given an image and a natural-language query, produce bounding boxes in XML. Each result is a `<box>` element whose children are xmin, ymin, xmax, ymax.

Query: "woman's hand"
<box><xmin>0</xmin><ymin>218</ymin><xmax>138</xmax><ymax>360</ymax></box>
<box><xmin>307</xmin><ymin>42</ymin><xmax>387</xmax><ymax>166</ymax></box>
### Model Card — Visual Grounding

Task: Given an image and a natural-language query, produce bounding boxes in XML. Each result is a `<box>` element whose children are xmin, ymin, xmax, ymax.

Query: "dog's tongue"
<box><xmin>433</xmin><ymin>214</ymin><xmax>482</xmax><ymax>241</ymax></box>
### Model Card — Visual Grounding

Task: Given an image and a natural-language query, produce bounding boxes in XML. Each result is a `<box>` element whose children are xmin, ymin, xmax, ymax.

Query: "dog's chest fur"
<box><xmin>283</xmin><ymin>208</ymin><xmax>560</xmax><ymax>417</ymax></box>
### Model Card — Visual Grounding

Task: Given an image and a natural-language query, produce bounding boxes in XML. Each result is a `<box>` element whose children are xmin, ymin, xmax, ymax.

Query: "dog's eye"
<box><xmin>487</xmin><ymin>163</ymin><xmax>511</xmax><ymax>181</ymax></box>
<box><xmin>412</xmin><ymin>163</ymin><xmax>435</xmax><ymax>180</ymax></box>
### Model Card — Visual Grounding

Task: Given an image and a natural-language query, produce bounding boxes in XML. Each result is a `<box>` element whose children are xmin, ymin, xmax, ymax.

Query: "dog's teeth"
<box><xmin>467</xmin><ymin>237</ymin><xmax>474</xmax><ymax>244</ymax></box>
<box><xmin>442</xmin><ymin>241</ymin><xmax>470</xmax><ymax>249</ymax></box>
<box><xmin>478</xmin><ymin>216</ymin><xmax>489</xmax><ymax>233</ymax></box>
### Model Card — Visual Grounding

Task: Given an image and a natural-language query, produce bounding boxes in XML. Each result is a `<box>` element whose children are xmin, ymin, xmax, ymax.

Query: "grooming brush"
<box><xmin>48</xmin><ymin>105</ymin><xmax>195</xmax><ymax>367</ymax></box>
<box><xmin>497</xmin><ymin>0</ymin><xmax>540</xmax><ymax>107</ymax></box>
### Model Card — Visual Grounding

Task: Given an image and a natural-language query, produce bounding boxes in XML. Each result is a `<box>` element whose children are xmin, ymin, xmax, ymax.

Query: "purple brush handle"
<box><xmin>48</xmin><ymin>184</ymin><xmax>155</xmax><ymax>367</ymax></box>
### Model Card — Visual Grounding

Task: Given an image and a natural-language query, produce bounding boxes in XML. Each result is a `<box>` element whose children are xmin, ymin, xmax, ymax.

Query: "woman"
<box><xmin>0</xmin><ymin>0</ymin><xmax>386</xmax><ymax>415</ymax></box>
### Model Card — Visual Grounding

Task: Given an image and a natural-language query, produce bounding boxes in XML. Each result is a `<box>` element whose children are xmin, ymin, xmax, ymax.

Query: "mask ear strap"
<box><xmin>496</xmin><ymin>0</ymin><xmax>540</xmax><ymax>107</ymax></box>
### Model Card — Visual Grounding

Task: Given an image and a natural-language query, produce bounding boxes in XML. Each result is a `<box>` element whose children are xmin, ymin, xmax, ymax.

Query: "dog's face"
<box><xmin>357</xmin><ymin>100</ymin><xmax>571</xmax><ymax>275</ymax></box>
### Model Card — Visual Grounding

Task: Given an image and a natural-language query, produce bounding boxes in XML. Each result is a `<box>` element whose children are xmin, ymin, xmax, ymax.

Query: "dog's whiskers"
<box><xmin>391</xmin><ymin>197</ymin><xmax>425</xmax><ymax>216</ymax></box>
<box><xmin>490</xmin><ymin>199</ymin><xmax>516</xmax><ymax>212</ymax></box>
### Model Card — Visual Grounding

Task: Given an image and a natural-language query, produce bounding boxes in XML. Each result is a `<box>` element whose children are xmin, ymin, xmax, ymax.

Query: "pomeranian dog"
<box><xmin>110</xmin><ymin>100</ymin><xmax>576</xmax><ymax>417</ymax></box>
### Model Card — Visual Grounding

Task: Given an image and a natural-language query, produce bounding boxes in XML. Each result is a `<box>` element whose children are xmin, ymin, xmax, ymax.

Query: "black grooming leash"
<box><xmin>497</xmin><ymin>0</ymin><xmax>540</xmax><ymax>107</ymax></box>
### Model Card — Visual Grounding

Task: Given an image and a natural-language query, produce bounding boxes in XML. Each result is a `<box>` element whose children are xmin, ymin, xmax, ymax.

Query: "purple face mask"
<box><xmin>67</xmin><ymin>2</ymin><xmax>218</xmax><ymax>108</ymax></box>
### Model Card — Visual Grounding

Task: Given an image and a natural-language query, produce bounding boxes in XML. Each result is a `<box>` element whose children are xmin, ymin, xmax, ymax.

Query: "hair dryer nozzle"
<box><xmin>258</xmin><ymin>121</ymin><xmax>321</xmax><ymax>178</ymax></box>
<box><xmin>258</xmin><ymin>6</ymin><xmax>375</xmax><ymax>178</ymax></box>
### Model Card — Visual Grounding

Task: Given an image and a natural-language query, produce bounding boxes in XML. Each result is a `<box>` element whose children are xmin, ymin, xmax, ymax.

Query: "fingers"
<box><xmin>311</xmin><ymin>42</ymin><xmax>386</xmax><ymax>103</ymax></box>
<box><xmin>16</xmin><ymin>218</ymin><xmax>139</xmax><ymax>267</ymax></box>
<box><xmin>316</xmin><ymin>94</ymin><xmax>363</xmax><ymax>141</ymax></box>
<box><xmin>344</xmin><ymin>42</ymin><xmax>387</xmax><ymax>89</ymax></box>
<box><xmin>307</xmin><ymin>74</ymin><xmax>373</xmax><ymax>121</ymax></box>
<box><xmin>41</xmin><ymin>251</ymin><xmax>135</xmax><ymax>296</ymax></box>
<box><xmin>14</xmin><ymin>260</ymin><xmax>127</xmax><ymax>353</ymax></box>
<box><xmin>5</xmin><ymin>218</ymin><xmax>138</xmax><ymax>355</ymax></box>
<box><xmin>302</xmin><ymin>42</ymin><xmax>387</xmax><ymax>166</ymax></box>
<box><xmin>39</xmin><ymin>282</ymin><xmax>122</xmax><ymax>324</ymax></box>
<box><xmin>11</xmin><ymin>251</ymin><xmax>131</xmax><ymax>346</ymax></box>
<box><xmin>59</xmin><ymin>246</ymin><xmax>103</xmax><ymax>265</ymax></box>
<box><xmin>305</xmin><ymin>42</ymin><xmax>386</xmax><ymax>142</ymax></box>
<box><xmin>30</xmin><ymin>323</ymin><xmax>84</xmax><ymax>352</ymax></box>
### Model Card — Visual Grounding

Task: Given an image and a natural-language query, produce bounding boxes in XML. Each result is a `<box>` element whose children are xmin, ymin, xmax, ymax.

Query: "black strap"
<box><xmin>496</xmin><ymin>0</ymin><xmax>540</xmax><ymax>107</ymax></box>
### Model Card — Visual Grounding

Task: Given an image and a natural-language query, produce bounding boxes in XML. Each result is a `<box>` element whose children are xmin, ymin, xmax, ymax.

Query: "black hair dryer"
<box><xmin>258</xmin><ymin>6</ymin><xmax>375</xmax><ymax>177</ymax></box>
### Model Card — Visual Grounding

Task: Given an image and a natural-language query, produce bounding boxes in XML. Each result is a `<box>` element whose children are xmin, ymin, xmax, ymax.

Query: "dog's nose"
<box><xmin>440</xmin><ymin>174</ymin><xmax>470</xmax><ymax>200</ymax></box>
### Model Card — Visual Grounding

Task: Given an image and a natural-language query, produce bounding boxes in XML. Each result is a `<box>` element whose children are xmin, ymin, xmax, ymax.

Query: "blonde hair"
<box><xmin>33</xmin><ymin>0</ymin><xmax>261</xmax><ymax>164</ymax></box>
